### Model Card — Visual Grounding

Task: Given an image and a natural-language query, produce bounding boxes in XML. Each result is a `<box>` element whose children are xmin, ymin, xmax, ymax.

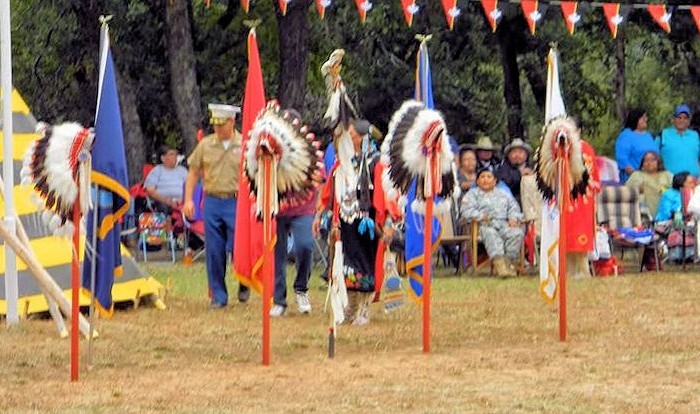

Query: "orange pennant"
<box><xmin>521</xmin><ymin>1</ymin><xmax>541</xmax><ymax>36</ymax></box>
<box><xmin>603</xmin><ymin>3</ymin><xmax>622</xmax><ymax>39</ymax></box>
<box><xmin>481</xmin><ymin>0</ymin><xmax>501</xmax><ymax>32</ymax></box>
<box><xmin>278</xmin><ymin>0</ymin><xmax>289</xmax><ymax>16</ymax></box>
<box><xmin>560</xmin><ymin>2</ymin><xmax>579</xmax><ymax>35</ymax></box>
<box><xmin>691</xmin><ymin>7</ymin><xmax>700</xmax><ymax>35</ymax></box>
<box><xmin>648</xmin><ymin>4</ymin><xmax>671</xmax><ymax>33</ymax></box>
<box><xmin>355</xmin><ymin>0</ymin><xmax>372</xmax><ymax>23</ymax></box>
<box><xmin>401</xmin><ymin>0</ymin><xmax>419</xmax><ymax>27</ymax></box>
<box><xmin>441</xmin><ymin>0</ymin><xmax>460</xmax><ymax>31</ymax></box>
<box><xmin>240</xmin><ymin>0</ymin><xmax>249</xmax><ymax>13</ymax></box>
<box><xmin>316</xmin><ymin>0</ymin><xmax>330</xmax><ymax>19</ymax></box>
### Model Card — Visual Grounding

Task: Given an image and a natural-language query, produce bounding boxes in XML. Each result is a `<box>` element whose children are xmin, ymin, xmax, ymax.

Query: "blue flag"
<box><xmin>82</xmin><ymin>24</ymin><xmax>130</xmax><ymax>317</ymax></box>
<box><xmin>405</xmin><ymin>41</ymin><xmax>441</xmax><ymax>301</ymax></box>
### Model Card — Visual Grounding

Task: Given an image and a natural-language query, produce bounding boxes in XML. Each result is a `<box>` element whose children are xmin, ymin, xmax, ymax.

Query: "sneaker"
<box><xmin>238</xmin><ymin>285</ymin><xmax>250</xmax><ymax>303</ymax></box>
<box><xmin>270</xmin><ymin>304</ymin><xmax>286</xmax><ymax>317</ymax></box>
<box><xmin>295</xmin><ymin>291</ymin><xmax>312</xmax><ymax>314</ymax></box>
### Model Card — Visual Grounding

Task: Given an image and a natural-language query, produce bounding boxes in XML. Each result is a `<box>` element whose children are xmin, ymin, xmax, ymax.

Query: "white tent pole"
<box><xmin>1</xmin><ymin>0</ymin><xmax>18</xmax><ymax>325</ymax></box>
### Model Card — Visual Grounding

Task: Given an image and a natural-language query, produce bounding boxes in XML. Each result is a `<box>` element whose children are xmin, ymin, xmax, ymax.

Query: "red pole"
<box><xmin>558</xmin><ymin>156</ymin><xmax>569</xmax><ymax>342</ymax></box>
<box><xmin>70</xmin><ymin>196</ymin><xmax>80</xmax><ymax>381</ymax></box>
<box><xmin>261</xmin><ymin>156</ymin><xmax>271</xmax><ymax>366</ymax></box>
<box><xmin>422</xmin><ymin>196</ymin><xmax>433</xmax><ymax>353</ymax></box>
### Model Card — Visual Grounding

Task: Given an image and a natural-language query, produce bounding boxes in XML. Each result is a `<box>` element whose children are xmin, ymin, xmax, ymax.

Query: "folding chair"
<box><xmin>436</xmin><ymin>209</ymin><xmax>471</xmax><ymax>274</ymax></box>
<box><xmin>138</xmin><ymin>212</ymin><xmax>176</xmax><ymax>263</ymax></box>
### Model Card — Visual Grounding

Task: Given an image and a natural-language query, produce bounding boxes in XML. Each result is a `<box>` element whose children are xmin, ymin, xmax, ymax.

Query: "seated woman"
<box><xmin>144</xmin><ymin>145</ymin><xmax>188</xmax><ymax>213</ymax></box>
<box><xmin>655</xmin><ymin>171</ymin><xmax>695</xmax><ymax>263</ymax></box>
<box><xmin>625</xmin><ymin>151</ymin><xmax>672</xmax><ymax>218</ymax></box>
<box><xmin>460</xmin><ymin>167</ymin><xmax>524</xmax><ymax>277</ymax></box>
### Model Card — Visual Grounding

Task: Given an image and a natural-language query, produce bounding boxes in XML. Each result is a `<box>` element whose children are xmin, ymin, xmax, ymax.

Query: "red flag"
<box><xmin>521</xmin><ymin>1</ymin><xmax>542</xmax><ymax>35</ymax></box>
<box><xmin>441</xmin><ymin>0</ymin><xmax>460</xmax><ymax>31</ymax></box>
<box><xmin>316</xmin><ymin>0</ymin><xmax>330</xmax><ymax>19</ymax></box>
<box><xmin>603</xmin><ymin>3</ymin><xmax>623</xmax><ymax>39</ymax></box>
<box><xmin>560</xmin><ymin>2</ymin><xmax>579</xmax><ymax>35</ymax></box>
<box><xmin>355</xmin><ymin>0</ymin><xmax>372</xmax><ymax>23</ymax></box>
<box><xmin>241</xmin><ymin>0</ymin><xmax>250</xmax><ymax>13</ymax></box>
<box><xmin>234</xmin><ymin>29</ymin><xmax>269</xmax><ymax>294</ymax></box>
<box><xmin>481</xmin><ymin>0</ymin><xmax>501</xmax><ymax>32</ymax></box>
<box><xmin>692</xmin><ymin>7</ymin><xmax>700</xmax><ymax>35</ymax></box>
<box><xmin>401</xmin><ymin>0</ymin><xmax>419</xmax><ymax>27</ymax></box>
<box><xmin>648</xmin><ymin>4</ymin><xmax>671</xmax><ymax>33</ymax></box>
<box><xmin>278</xmin><ymin>0</ymin><xmax>289</xmax><ymax>16</ymax></box>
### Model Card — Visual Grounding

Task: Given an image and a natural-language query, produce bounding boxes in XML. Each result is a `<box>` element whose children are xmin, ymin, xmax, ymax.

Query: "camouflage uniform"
<box><xmin>460</xmin><ymin>187</ymin><xmax>524</xmax><ymax>260</ymax></box>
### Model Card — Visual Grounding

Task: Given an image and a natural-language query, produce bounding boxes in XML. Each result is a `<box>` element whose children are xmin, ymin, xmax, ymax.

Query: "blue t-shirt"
<box><xmin>657</xmin><ymin>127</ymin><xmax>700</xmax><ymax>177</ymax></box>
<box><xmin>614</xmin><ymin>128</ymin><xmax>658</xmax><ymax>183</ymax></box>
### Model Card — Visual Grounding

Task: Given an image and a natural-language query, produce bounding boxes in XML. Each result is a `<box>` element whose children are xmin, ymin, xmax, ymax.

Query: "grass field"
<box><xmin>2</xmin><ymin>261</ymin><xmax>700</xmax><ymax>413</ymax></box>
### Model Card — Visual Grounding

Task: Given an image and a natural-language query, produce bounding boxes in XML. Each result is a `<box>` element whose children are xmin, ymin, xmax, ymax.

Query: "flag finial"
<box><xmin>415</xmin><ymin>34</ymin><xmax>433</xmax><ymax>44</ymax></box>
<box><xmin>244</xmin><ymin>19</ymin><xmax>262</xmax><ymax>29</ymax></box>
<box><xmin>98</xmin><ymin>15</ymin><xmax>113</xmax><ymax>27</ymax></box>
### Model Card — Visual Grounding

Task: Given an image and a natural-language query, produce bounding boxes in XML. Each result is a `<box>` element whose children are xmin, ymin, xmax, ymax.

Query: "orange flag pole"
<box><xmin>261</xmin><ymin>155</ymin><xmax>272</xmax><ymax>366</ymax></box>
<box><xmin>70</xmin><ymin>193</ymin><xmax>80</xmax><ymax>381</ymax></box>
<box><xmin>558</xmin><ymin>151</ymin><xmax>569</xmax><ymax>342</ymax></box>
<box><xmin>422</xmin><ymin>195</ymin><xmax>433</xmax><ymax>353</ymax></box>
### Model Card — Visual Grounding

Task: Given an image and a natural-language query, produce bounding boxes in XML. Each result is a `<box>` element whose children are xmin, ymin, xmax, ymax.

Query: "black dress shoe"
<box><xmin>209</xmin><ymin>302</ymin><xmax>227</xmax><ymax>310</ymax></box>
<box><xmin>238</xmin><ymin>285</ymin><xmax>250</xmax><ymax>303</ymax></box>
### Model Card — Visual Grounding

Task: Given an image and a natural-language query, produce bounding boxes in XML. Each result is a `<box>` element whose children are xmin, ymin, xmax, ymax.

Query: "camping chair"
<box><xmin>436</xmin><ymin>209</ymin><xmax>471</xmax><ymax>274</ymax></box>
<box><xmin>596</xmin><ymin>185</ymin><xmax>660</xmax><ymax>272</ymax></box>
<box><xmin>137</xmin><ymin>212</ymin><xmax>177</xmax><ymax>263</ymax></box>
<box><xmin>184</xmin><ymin>182</ymin><xmax>206</xmax><ymax>264</ymax></box>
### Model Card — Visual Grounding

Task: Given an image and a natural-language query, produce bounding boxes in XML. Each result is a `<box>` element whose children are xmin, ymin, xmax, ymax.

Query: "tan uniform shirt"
<box><xmin>187</xmin><ymin>132</ymin><xmax>241</xmax><ymax>195</ymax></box>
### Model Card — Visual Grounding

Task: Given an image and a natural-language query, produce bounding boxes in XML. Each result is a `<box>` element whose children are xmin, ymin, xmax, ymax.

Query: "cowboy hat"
<box><xmin>475</xmin><ymin>136</ymin><xmax>495</xmax><ymax>151</ymax></box>
<box><xmin>503</xmin><ymin>138</ymin><xmax>532</xmax><ymax>156</ymax></box>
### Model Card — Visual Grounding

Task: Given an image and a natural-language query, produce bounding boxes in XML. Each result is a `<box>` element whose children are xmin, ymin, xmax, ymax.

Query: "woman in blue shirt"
<box><xmin>655</xmin><ymin>171</ymin><xmax>693</xmax><ymax>222</ymax></box>
<box><xmin>615</xmin><ymin>109</ymin><xmax>659</xmax><ymax>183</ymax></box>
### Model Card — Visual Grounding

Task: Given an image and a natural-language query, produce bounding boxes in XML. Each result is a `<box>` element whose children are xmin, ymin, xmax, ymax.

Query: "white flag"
<box><xmin>539</xmin><ymin>46</ymin><xmax>566</xmax><ymax>302</ymax></box>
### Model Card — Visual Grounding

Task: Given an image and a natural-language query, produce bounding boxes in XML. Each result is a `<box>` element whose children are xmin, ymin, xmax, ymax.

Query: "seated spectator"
<box><xmin>495</xmin><ymin>138</ymin><xmax>533</xmax><ymax>207</ymax></box>
<box><xmin>457</xmin><ymin>146</ymin><xmax>477</xmax><ymax>194</ymax></box>
<box><xmin>657</xmin><ymin>104</ymin><xmax>700</xmax><ymax>177</ymax></box>
<box><xmin>655</xmin><ymin>171</ymin><xmax>693</xmax><ymax>222</ymax></box>
<box><xmin>624</xmin><ymin>151</ymin><xmax>672</xmax><ymax>218</ymax></box>
<box><xmin>144</xmin><ymin>145</ymin><xmax>188</xmax><ymax>213</ymax></box>
<box><xmin>615</xmin><ymin>108</ymin><xmax>658</xmax><ymax>183</ymax></box>
<box><xmin>460</xmin><ymin>167</ymin><xmax>523</xmax><ymax>277</ymax></box>
<box><xmin>474</xmin><ymin>136</ymin><xmax>500</xmax><ymax>170</ymax></box>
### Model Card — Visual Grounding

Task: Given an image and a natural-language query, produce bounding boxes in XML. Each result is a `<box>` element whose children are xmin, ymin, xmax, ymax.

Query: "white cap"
<box><xmin>208</xmin><ymin>103</ymin><xmax>241</xmax><ymax>125</ymax></box>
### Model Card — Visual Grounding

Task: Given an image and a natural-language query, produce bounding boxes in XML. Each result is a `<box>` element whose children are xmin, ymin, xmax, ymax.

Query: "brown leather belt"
<box><xmin>205</xmin><ymin>191</ymin><xmax>238</xmax><ymax>199</ymax></box>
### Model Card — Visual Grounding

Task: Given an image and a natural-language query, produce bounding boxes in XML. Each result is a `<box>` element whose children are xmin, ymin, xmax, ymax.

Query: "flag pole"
<box><xmin>422</xmin><ymin>195</ymin><xmax>433</xmax><ymax>353</ymax></box>
<box><xmin>70</xmin><ymin>191</ymin><xmax>81</xmax><ymax>381</ymax></box>
<box><xmin>261</xmin><ymin>154</ymin><xmax>272</xmax><ymax>366</ymax></box>
<box><xmin>558</xmin><ymin>153</ymin><xmax>569</xmax><ymax>342</ymax></box>
<box><xmin>87</xmin><ymin>185</ymin><xmax>99</xmax><ymax>368</ymax></box>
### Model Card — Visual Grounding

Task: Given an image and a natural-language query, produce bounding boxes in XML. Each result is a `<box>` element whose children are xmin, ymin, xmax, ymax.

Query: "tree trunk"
<box><xmin>116</xmin><ymin>70</ymin><xmax>147</xmax><ymax>185</ymax></box>
<box><xmin>614</xmin><ymin>31</ymin><xmax>626</xmax><ymax>123</ymax></box>
<box><xmin>275</xmin><ymin>0</ymin><xmax>313</xmax><ymax>113</ymax></box>
<box><xmin>497</xmin><ymin>26</ymin><xmax>524</xmax><ymax>141</ymax></box>
<box><xmin>165</xmin><ymin>0</ymin><xmax>201</xmax><ymax>155</ymax></box>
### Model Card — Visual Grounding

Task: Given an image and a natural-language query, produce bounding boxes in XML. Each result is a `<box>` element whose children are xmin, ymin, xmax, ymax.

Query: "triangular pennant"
<box><xmin>355</xmin><ymin>0</ymin><xmax>372</xmax><ymax>23</ymax></box>
<box><xmin>441</xmin><ymin>0</ymin><xmax>460</xmax><ymax>31</ymax></box>
<box><xmin>560</xmin><ymin>2</ymin><xmax>580</xmax><ymax>35</ymax></box>
<box><xmin>278</xmin><ymin>0</ymin><xmax>290</xmax><ymax>16</ymax></box>
<box><xmin>603</xmin><ymin>3</ymin><xmax>622</xmax><ymax>39</ymax></box>
<box><xmin>241</xmin><ymin>0</ymin><xmax>250</xmax><ymax>13</ymax></box>
<box><xmin>691</xmin><ymin>6</ymin><xmax>700</xmax><ymax>35</ymax></box>
<box><xmin>521</xmin><ymin>1</ymin><xmax>545</xmax><ymax>36</ymax></box>
<box><xmin>481</xmin><ymin>0</ymin><xmax>501</xmax><ymax>32</ymax></box>
<box><xmin>648</xmin><ymin>4</ymin><xmax>671</xmax><ymax>33</ymax></box>
<box><xmin>401</xmin><ymin>0</ymin><xmax>419</xmax><ymax>27</ymax></box>
<box><xmin>316</xmin><ymin>0</ymin><xmax>331</xmax><ymax>19</ymax></box>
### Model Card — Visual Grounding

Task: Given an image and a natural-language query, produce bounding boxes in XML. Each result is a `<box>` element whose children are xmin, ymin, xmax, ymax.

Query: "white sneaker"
<box><xmin>270</xmin><ymin>304</ymin><xmax>285</xmax><ymax>317</ymax></box>
<box><xmin>295</xmin><ymin>292</ymin><xmax>312</xmax><ymax>314</ymax></box>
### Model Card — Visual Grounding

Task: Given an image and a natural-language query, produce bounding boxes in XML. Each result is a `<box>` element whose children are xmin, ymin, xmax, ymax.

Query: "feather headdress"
<box><xmin>244</xmin><ymin>101</ymin><xmax>323</xmax><ymax>218</ymax></box>
<box><xmin>380</xmin><ymin>99</ymin><xmax>457</xmax><ymax>214</ymax></box>
<box><xmin>534</xmin><ymin>116</ymin><xmax>589</xmax><ymax>202</ymax></box>
<box><xmin>20</xmin><ymin>122</ymin><xmax>94</xmax><ymax>237</ymax></box>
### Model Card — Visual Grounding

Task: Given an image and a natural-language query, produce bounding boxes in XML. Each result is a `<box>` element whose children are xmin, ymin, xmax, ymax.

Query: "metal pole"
<box><xmin>1</xmin><ymin>0</ymin><xmax>18</xmax><ymax>325</ymax></box>
<box><xmin>87</xmin><ymin>186</ymin><xmax>99</xmax><ymax>367</ymax></box>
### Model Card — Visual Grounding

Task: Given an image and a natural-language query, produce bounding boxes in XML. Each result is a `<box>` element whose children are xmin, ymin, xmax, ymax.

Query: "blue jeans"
<box><xmin>203</xmin><ymin>195</ymin><xmax>236</xmax><ymax>305</ymax></box>
<box><xmin>274</xmin><ymin>215</ymin><xmax>314</xmax><ymax>307</ymax></box>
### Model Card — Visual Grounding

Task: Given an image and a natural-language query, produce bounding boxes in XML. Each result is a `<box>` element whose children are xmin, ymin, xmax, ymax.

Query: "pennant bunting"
<box><xmin>355</xmin><ymin>0</ymin><xmax>373</xmax><ymax>23</ymax></box>
<box><xmin>481</xmin><ymin>0</ymin><xmax>501</xmax><ymax>32</ymax></box>
<box><xmin>692</xmin><ymin>6</ymin><xmax>700</xmax><ymax>35</ymax></box>
<box><xmin>400</xmin><ymin>0</ymin><xmax>419</xmax><ymax>27</ymax></box>
<box><xmin>560</xmin><ymin>2</ymin><xmax>580</xmax><ymax>35</ymax></box>
<box><xmin>603</xmin><ymin>3</ymin><xmax>623</xmax><ymax>38</ymax></box>
<box><xmin>316</xmin><ymin>0</ymin><xmax>331</xmax><ymax>19</ymax></box>
<box><xmin>278</xmin><ymin>0</ymin><xmax>290</xmax><ymax>16</ymax></box>
<box><xmin>648</xmin><ymin>4</ymin><xmax>672</xmax><ymax>33</ymax></box>
<box><xmin>241</xmin><ymin>0</ymin><xmax>249</xmax><ymax>13</ymax></box>
<box><xmin>233</xmin><ymin>28</ymin><xmax>269</xmax><ymax>294</ymax></box>
<box><xmin>521</xmin><ymin>1</ymin><xmax>542</xmax><ymax>35</ymax></box>
<box><xmin>441</xmin><ymin>0</ymin><xmax>460</xmax><ymax>30</ymax></box>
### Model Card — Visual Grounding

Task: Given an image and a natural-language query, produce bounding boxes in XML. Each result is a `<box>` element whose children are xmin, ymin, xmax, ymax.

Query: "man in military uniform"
<box><xmin>183</xmin><ymin>103</ymin><xmax>249</xmax><ymax>309</ymax></box>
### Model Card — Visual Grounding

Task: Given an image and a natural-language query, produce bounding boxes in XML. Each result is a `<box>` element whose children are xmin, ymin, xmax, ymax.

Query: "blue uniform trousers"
<box><xmin>203</xmin><ymin>195</ymin><xmax>236</xmax><ymax>306</ymax></box>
